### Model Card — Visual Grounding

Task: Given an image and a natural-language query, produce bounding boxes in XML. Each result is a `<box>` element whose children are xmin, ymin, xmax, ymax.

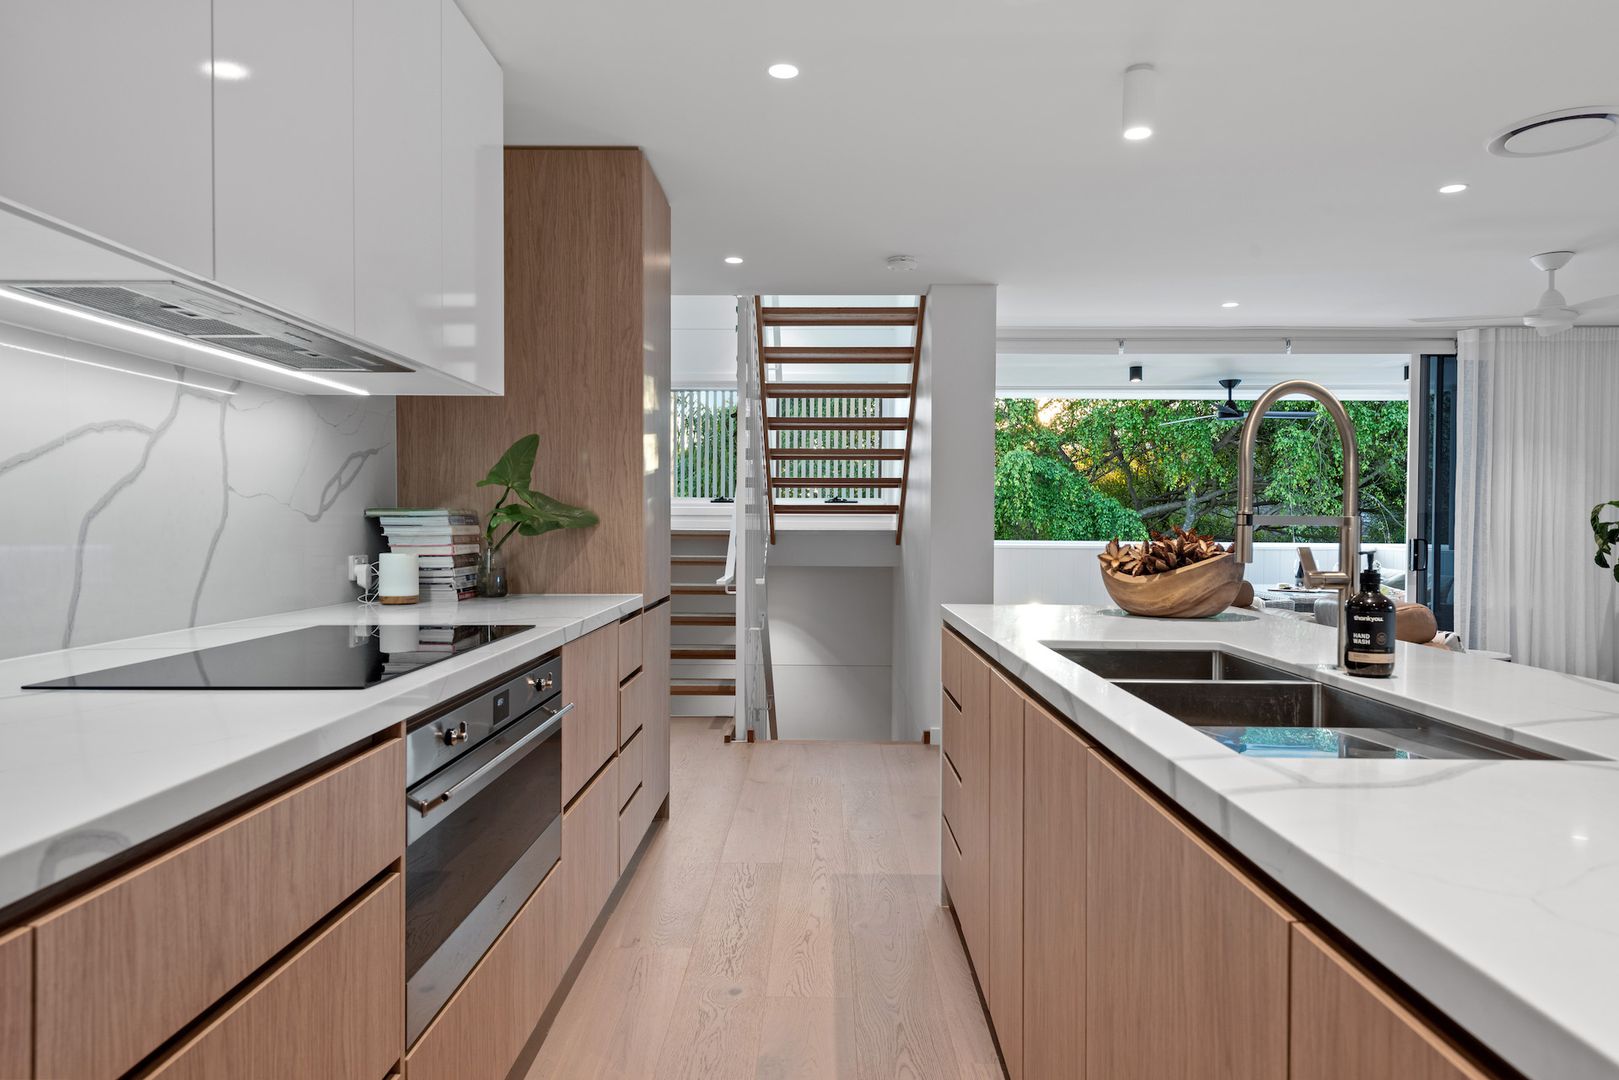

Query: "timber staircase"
<box><xmin>667</xmin><ymin>529</ymin><xmax>736</xmax><ymax>713</ymax></box>
<box><xmin>753</xmin><ymin>297</ymin><xmax>925</xmax><ymax>543</ymax></box>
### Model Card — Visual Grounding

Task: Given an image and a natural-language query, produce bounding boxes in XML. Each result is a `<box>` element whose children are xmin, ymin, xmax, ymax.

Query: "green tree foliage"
<box><xmin>994</xmin><ymin>397</ymin><xmax>1408</xmax><ymax>543</ymax></box>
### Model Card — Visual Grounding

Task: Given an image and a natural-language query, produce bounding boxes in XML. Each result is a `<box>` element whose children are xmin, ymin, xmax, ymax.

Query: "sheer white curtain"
<box><xmin>1455</xmin><ymin>327</ymin><xmax>1619</xmax><ymax>680</ymax></box>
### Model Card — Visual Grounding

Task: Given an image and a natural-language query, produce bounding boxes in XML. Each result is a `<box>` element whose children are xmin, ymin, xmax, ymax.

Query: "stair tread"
<box><xmin>770</xmin><ymin>477</ymin><xmax>902</xmax><ymax>489</ymax></box>
<box><xmin>760</xmin><ymin>306</ymin><xmax>919</xmax><ymax>327</ymax></box>
<box><xmin>672</xmin><ymin>583</ymin><xmax>731</xmax><ymax>594</ymax></box>
<box><xmin>763</xmin><ymin>347</ymin><xmax>915</xmax><ymax>363</ymax></box>
<box><xmin>765</xmin><ymin>383</ymin><xmax>912</xmax><ymax>398</ymax></box>
<box><xmin>671</xmin><ymin>679</ymin><xmax>737</xmax><ymax>696</ymax></box>
<box><xmin>768</xmin><ymin>448</ymin><xmax>906</xmax><ymax>460</ymax></box>
<box><xmin>774</xmin><ymin>504</ymin><xmax>900</xmax><ymax>515</ymax></box>
<box><xmin>672</xmin><ymin>646</ymin><xmax>737</xmax><ymax>660</ymax></box>
<box><xmin>671</xmin><ymin>555</ymin><xmax>727</xmax><ymax>564</ymax></box>
<box><xmin>766</xmin><ymin>416</ymin><xmax>909</xmax><ymax>430</ymax></box>
<box><xmin>672</xmin><ymin>529</ymin><xmax>729</xmax><ymax>538</ymax></box>
<box><xmin>671</xmin><ymin>613</ymin><xmax>734</xmax><ymax>626</ymax></box>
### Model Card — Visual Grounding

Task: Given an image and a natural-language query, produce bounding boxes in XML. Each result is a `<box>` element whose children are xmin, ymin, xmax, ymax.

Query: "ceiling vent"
<box><xmin>1487</xmin><ymin>107</ymin><xmax>1619</xmax><ymax>158</ymax></box>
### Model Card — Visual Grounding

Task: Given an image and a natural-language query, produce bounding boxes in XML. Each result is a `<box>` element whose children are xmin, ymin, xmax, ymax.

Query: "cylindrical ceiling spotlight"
<box><xmin>1128</xmin><ymin>364</ymin><xmax>1144</xmax><ymax>384</ymax></box>
<box><xmin>1123</xmin><ymin>63</ymin><xmax>1156</xmax><ymax>141</ymax></box>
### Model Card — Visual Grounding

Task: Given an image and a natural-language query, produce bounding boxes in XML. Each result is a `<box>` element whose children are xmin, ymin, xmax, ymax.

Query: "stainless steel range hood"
<box><xmin>3</xmin><ymin>279</ymin><xmax>411</xmax><ymax>374</ymax></box>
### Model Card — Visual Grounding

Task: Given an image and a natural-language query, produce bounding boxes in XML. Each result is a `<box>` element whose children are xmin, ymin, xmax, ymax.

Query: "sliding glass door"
<box><xmin>1409</xmin><ymin>354</ymin><xmax>1458</xmax><ymax>630</ymax></box>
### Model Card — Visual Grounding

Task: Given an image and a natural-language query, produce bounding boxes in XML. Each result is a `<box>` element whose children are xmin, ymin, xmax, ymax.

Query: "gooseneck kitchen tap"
<box><xmin>1233</xmin><ymin>380</ymin><xmax>1361</xmax><ymax>670</ymax></box>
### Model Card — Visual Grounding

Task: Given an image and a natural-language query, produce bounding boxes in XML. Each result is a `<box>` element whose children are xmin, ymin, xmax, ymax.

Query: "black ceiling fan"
<box><xmin>1159</xmin><ymin>378</ymin><xmax>1318</xmax><ymax>426</ymax></box>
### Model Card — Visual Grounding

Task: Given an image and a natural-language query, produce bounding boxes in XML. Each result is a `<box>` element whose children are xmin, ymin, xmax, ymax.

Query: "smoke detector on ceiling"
<box><xmin>1487</xmin><ymin>107</ymin><xmax>1619</xmax><ymax>157</ymax></box>
<box><xmin>886</xmin><ymin>255</ymin><xmax>918</xmax><ymax>272</ymax></box>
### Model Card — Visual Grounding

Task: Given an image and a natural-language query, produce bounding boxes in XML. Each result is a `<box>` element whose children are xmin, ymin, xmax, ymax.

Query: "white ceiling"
<box><xmin>462</xmin><ymin>0</ymin><xmax>1619</xmax><ymax>327</ymax></box>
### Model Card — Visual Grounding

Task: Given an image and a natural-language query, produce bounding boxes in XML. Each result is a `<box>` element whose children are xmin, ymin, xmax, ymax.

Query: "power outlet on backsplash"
<box><xmin>347</xmin><ymin>555</ymin><xmax>371</xmax><ymax>589</ymax></box>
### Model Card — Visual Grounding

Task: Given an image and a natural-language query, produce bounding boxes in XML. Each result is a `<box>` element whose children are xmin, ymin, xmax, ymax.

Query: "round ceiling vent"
<box><xmin>1488</xmin><ymin>107</ymin><xmax>1619</xmax><ymax>157</ymax></box>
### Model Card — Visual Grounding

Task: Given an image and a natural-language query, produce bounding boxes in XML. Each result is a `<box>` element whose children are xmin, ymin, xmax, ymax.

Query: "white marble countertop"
<box><xmin>943</xmin><ymin>603</ymin><xmax>1619</xmax><ymax>1080</ymax></box>
<box><xmin>0</xmin><ymin>593</ymin><xmax>640</xmax><ymax>915</ymax></box>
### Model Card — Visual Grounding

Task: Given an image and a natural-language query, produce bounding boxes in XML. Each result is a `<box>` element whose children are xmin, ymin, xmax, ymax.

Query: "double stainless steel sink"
<box><xmin>1053</xmin><ymin>648</ymin><xmax>1557</xmax><ymax>761</ymax></box>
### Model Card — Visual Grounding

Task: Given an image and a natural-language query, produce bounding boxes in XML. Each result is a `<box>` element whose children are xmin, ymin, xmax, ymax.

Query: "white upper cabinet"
<box><xmin>440</xmin><ymin>0</ymin><xmax>506</xmax><ymax>394</ymax></box>
<box><xmin>355</xmin><ymin>0</ymin><xmax>443</xmax><ymax>365</ymax></box>
<box><xmin>213</xmin><ymin>0</ymin><xmax>357</xmax><ymax>334</ymax></box>
<box><xmin>0</xmin><ymin>0</ymin><xmax>215</xmax><ymax>276</ymax></box>
<box><xmin>0</xmin><ymin>0</ymin><xmax>502</xmax><ymax>394</ymax></box>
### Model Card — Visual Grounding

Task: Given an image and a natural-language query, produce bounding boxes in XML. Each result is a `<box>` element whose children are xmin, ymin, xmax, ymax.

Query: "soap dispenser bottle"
<box><xmin>1344</xmin><ymin>553</ymin><xmax>1396</xmax><ymax>678</ymax></box>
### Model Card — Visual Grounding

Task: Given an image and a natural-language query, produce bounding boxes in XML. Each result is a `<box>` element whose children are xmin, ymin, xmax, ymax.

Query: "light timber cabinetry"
<box><xmin>1021</xmin><ymin>696</ymin><xmax>1089</xmax><ymax>1080</ymax></box>
<box><xmin>1291</xmin><ymin>924</ymin><xmax>1494</xmax><ymax>1080</ymax></box>
<box><xmin>940</xmin><ymin>621</ymin><xmax>1504</xmax><ymax>1080</ymax></box>
<box><xmin>987</xmin><ymin>669</ymin><xmax>1025</xmax><ymax>1079</ymax></box>
<box><xmin>1086</xmin><ymin>752</ymin><xmax>1293</xmax><ymax>1080</ymax></box>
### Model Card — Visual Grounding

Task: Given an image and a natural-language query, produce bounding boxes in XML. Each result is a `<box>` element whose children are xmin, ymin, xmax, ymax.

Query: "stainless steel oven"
<box><xmin>404</xmin><ymin>654</ymin><xmax>569</xmax><ymax>1044</ymax></box>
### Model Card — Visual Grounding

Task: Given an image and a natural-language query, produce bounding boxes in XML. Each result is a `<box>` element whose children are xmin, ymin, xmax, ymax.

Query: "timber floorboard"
<box><xmin>523</xmin><ymin>717</ymin><xmax>1002</xmax><ymax>1080</ymax></box>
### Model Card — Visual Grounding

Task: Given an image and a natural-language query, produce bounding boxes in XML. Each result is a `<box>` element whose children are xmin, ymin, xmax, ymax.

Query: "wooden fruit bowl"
<box><xmin>1099</xmin><ymin>552</ymin><xmax>1245</xmax><ymax>619</ymax></box>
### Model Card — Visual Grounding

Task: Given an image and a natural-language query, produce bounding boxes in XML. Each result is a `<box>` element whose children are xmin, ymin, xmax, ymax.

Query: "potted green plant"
<box><xmin>475</xmin><ymin>435</ymin><xmax>598</xmax><ymax>596</ymax></box>
<box><xmin>1594</xmin><ymin>500</ymin><xmax>1619</xmax><ymax>583</ymax></box>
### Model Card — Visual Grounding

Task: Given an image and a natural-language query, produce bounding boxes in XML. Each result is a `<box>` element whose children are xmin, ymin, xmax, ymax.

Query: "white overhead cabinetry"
<box><xmin>355</xmin><ymin>0</ymin><xmax>444</xmax><ymax>366</ymax></box>
<box><xmin>213</xmin><ymin>0</ymin><xmax>357</xmax><ymax>334</ymax></box>
<box><xmin>0</xmin><ymin>0</ymin><xmax>215</xmax><ymax>276</ymax></box>
<box><xmin>0</xmin><ymin>0</ymin><xmax>503</xmax><ymax>396</ymax></box>
<box><xmin>439</xmin><ymin>0</ymin><xmax>506</xmax><ymax>394</ymax></box>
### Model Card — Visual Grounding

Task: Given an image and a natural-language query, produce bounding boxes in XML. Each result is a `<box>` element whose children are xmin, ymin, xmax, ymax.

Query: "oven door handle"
<box><xmin>408</xmin><ymin>701</ymin><xmax>573</xmax><ymax>818</ymax></box>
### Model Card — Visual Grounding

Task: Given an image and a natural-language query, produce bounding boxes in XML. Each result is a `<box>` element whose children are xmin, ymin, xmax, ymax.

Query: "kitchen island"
<box><xmin>942</xmin><ymin>603</ymin><xmax>1619</xmax><ymax>1080</ymax></box>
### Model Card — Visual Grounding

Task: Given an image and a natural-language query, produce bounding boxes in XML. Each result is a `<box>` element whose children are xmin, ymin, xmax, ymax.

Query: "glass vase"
<box><xmin>477</xmin><ymin>546</ymin><xmax>509</xmax><ymax>598</ymax></box>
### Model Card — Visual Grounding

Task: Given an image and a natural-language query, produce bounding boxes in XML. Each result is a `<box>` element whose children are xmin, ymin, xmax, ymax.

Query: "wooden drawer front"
<box><xmin>941</xmin><ymin>625</ymin><xmax>962</xmax><ymax>706</ymax></box>
<box><xmin>619</xmin><ymin>611</ymin><xmax>644</xmax><ymax>680</ymax></box>
<box><xmin>33</xmin><ymin>739</ymin><xmax>402</xmax><ymax>1080</ymax></box>
<box><xmin>1086</xmin><ymin>752</ymin><xmax>1293</xmax><ymax>1080</ymax></box>
<box><xmin>957</xmin><ymin>639</ymin><xmax>991</xmax><ymax>782</ymax></box>
<box><xmin>619</xmin><ymin>785</ymin><xmax>647</xmax><ymax>875</ymax></box>
<box><xmin>941</xmin><ymin>691</ymin><xmax>963</xmax><ymax>769</ymax></box>
<box><xmin>145</xmin><ymin>874</ymin><xmax>403</xmax><ymax>1080</ymax></box>
<box><xmin>564</xmin><ymin>621</ymin><xmax>621</xmax><ymax>804</ymax></box>
<box><xmin>562</xmin><ymin>758</ymin><xmax>620</xmax><ymax>960</ymax></box>
<box><xmin>407</xmin><ymin>861</ymin><xmax>566</xmax><ymax>1080</ymax></box>
<box><xmin>941</xmin><ymin>749</ymin><xmax>964</xmax><ymax>844</ymax></box>
<box><xmin>0</xmin><ymin>926</ymin><xmax>29</xmax><ymax>1080</ymax></box>
<box><xmin>942</xmin><ymin>814</ymin><xmax>987</xmax><ymax>976</ymax></box>
<box><xmin>619</xmin><ymin>667</ymin><xmax>649</xmax><ymax>749</ymax></box>
<box><xmin>641</xmin><ymin>603</ymin><xmax>672</xmax><ymax>809</ymax></box>
<box><xmin>1023</xmin><ymin>699</ymin><xmax>1089</xmax><ymax>1080</ymax></box>
<box><xmin>619</xmin><ymin>728</ymin><xmax>645</xmax><ymax>811</ymax></box>
<box><xmin>1290</xmin><ymin>925</ymin><xmax>1495</xmax><ymax>1080</ymax></box>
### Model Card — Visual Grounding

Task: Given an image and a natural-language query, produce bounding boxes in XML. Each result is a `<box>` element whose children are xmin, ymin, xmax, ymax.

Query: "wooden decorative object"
<box><xmin>1100</xmin><ymin>553</ymin><xmax>1245</xmax><ymax>619</ymax></box>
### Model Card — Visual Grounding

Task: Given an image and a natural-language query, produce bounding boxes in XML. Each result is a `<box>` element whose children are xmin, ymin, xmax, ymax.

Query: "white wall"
<box><xmin>892</xmin><ymin>284</ymin><xmax>997</xmax><ymax>741</ymax></box>
<box><xmin>769</xmin><ymin>566</ymin><xmax>894</xmax><ymax>741</ymax></box>
<box><xmin>0</xmin><ymin>326</ymin><xmax>395</xmax><ymax>658</ymax></box>
<box><xmin>995</xmin><ymin>541</ymin><xmax>1407</xmax><ymax>605</ymax></box>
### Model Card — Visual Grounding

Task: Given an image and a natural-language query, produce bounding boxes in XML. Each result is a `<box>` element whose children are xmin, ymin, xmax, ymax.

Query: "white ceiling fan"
<box><xmin>1414</xmin><ymin>251</ymin><xmax>1619</xmax><ymax>337</ymax></box>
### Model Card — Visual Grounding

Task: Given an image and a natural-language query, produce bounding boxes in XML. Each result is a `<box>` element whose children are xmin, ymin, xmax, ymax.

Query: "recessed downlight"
<box><xmin>1221</xmin><ymin>301</ymin><xmax>1240</xmax><ymax>308</ymax></box>
<box><xmin>767</xmin><ymin>63</ymin><xmax>799</xmax><ymax>80</ymax></box>
<box><xmin>1438</xmin><ymin>183</ymin><xmax>1468</xmax><ymax>194</ymax></box>
<box><xmin>724</xmin><ymin>256</ymin><xmax>744</xmax><ymax>265</ymax></box>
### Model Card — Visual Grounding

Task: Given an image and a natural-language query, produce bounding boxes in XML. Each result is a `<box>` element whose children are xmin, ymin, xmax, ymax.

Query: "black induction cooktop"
<box><xmin>23</xmin><ymin>624</ymin><xmax>537</xmax><ymax>690</ymax></box>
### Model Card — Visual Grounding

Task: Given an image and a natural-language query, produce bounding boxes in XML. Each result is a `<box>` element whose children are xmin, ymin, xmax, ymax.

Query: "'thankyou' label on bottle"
<box><xmin>1346</xmin><ymin>611</ymin><xmax>1395</xmax><ymax>664</ymax></box>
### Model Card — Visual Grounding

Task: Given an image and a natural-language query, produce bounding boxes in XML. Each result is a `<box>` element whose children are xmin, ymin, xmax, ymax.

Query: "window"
<box><xmin>673</xmin><ymin>389</ymin><xmax>738</xmax><ymax>500</ymax></box>
<box><xmin>672</xmin><ymin>388</ymin><xmax>892</xmax><ymax>502</ymax></box>
<box><xmin>994</xmin><ymin>397</ymin><xmax>1408</xmax><ymax>542</ymax></box>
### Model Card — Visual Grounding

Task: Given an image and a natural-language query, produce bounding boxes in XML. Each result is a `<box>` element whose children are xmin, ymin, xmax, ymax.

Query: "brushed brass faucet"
<box><xmin>1233</xmin><ymin>380</ymin><xmax>1361</xmax><ymax>669</ymax></box>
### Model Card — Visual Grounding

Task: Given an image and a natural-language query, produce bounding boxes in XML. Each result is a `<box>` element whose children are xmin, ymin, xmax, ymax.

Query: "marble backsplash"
<box><xmin>0</xmin><ymin>327</ymin><xmax>396</xmax><ymax>659</ymax></box>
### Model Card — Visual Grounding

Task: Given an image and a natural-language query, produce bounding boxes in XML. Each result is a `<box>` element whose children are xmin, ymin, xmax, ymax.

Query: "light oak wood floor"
<box><xmin>524</xmin><ymin>717</ymin><xmax>1003</xmax><ymax>1080</ymax></box>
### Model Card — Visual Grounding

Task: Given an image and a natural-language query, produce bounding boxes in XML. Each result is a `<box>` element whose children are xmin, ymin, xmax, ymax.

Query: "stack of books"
<box><xmin>365</xmin><ymin>508</ymin><xmax>482</xmax><ymax>602</ymax></box>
